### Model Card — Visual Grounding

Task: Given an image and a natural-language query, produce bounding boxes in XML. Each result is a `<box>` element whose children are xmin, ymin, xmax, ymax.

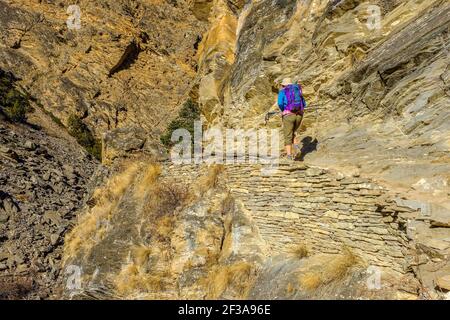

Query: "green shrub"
<box><xmin>49</xmin><ymin>112</ymin><xmax>64</xmax><ymax>127</ymax></box>
<box><xmin>160</xmin><ymin>99</ymin><xmax>200</xmax><ymax>148</ymax></box>
<box><xmin>67</xmin><ymin>114</ymin><xmax>102</xmax><ymax>160</ymax></box>
<box><xmin>0</xmin><ymin>70</ymin><xmax>30</xmax><ymax>123</ymax></box>
<box><xmin>37</xmin><ymin>102</ymin><xmax>64</xmax><ymax>127</ymax></box>
<box><xmin>3</xmin><ymin>99</ymin><xmax>27</xmax><ymax>122</ymax></box>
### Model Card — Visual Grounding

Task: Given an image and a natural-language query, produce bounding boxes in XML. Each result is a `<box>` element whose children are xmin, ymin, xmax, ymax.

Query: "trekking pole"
<box><xmin>264</xmin><ymin>111</ymin><xmax>280</xmax><ymax>125</ymax></box>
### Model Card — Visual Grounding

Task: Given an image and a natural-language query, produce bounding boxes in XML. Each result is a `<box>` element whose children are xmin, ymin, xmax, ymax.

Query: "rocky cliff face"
<box><xmin>198</xmin><ymin>0</ymin><xmax>450</xmax><ymax>200</ymax></box>
<box><xmin>0</xmin><ymin>0</ymin><xmax>208</xmax><ymax>158</ymax></box>
<box><xmin>1</xmin><ymin>0</ymin><xmax>449</xmax><ymax>300</ymax></box>
<box><xmin>193</xmin><ymin>0</ymin><xmax>450</xmax><ymax>296</ymax></box>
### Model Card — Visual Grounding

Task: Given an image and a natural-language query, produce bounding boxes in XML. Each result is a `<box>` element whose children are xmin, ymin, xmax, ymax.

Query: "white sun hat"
<box><xmin>281</xmin><ymin>78</ymin><xmax>292</xmax><ymax>86</ymax></box>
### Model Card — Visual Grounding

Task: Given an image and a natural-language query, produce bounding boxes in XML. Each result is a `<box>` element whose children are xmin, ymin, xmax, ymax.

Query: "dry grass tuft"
<box><xmin>136</xmin><ymin>164</ymin><xmax>162</xmax><ymax>198</ymax></box>
<box><xmin>298</xmin><ymin>247</ymin><xmax>360</xmax><ymax>291</ymax></box>
<box><xmin>0</xmin><ymin>275</ymin><xmax>34</xmax><ymax>300</ymax></box>
<box><xmin>155</xmin><ymin>215</ymin><xmax>176</xmax><ymax>237</ymax></box>
<box><xmin>132</xmin><ymin>244</ymin><xmax>152</xmax><ymax>266</ymax></box>
<box><xmin>290</xmin><ymin>243</ymin><xmax>309</xmax><ymax>259</ymax></box>
<box><xmin>203</xmin><ymin>262</ymin><xmax>256</xmax><ymax>299</ymax></box>
<box><xmin>328</xmin><ymin>247</ymin><xmax>359</xmax><ymax>279</ymax></box>
<box><xmin>64</xmin><ymin>163</ymin><xmax>139</xmax><ymax>261</ymax></box>
<box><xmin>299</xmin><ymin>272</ymin><xmax>322</xmax><ymax>290</ymax></box>
<box><xmin>108</xmin><ymin>163</ymin><xmax>140</xmax><ymax>199</ymax></box>
<box><xmin>286</xmin><ymin>282</ymin><xmax>296</xmax><ymax>295</ymax></box>
<box><xmin>114</xmin><ymin>263</ymin><xmax>164</xmax><ymax>297</ymax></box>
<box><xmin>135</xmin><ymin>163</ymin><xmax>190</xmax><ymax>218</ymax></box>
<box><xmin>113</xmin><ymin>243</ymin><xmax>169</xmax><ymax>297</ymax></box>
<box><xmin>142</xmin><ymin>215</ymin><xmax>178</xmax><ymax>245</ymax></box>
<box><xmin>144</xmin><ymin>180</ymin><xmax>190</xmax><ymax>218</ymax></box>
<box><xmin>196</xmin><ymin>164</ymin><xmax>224</xmax><ymax>196</ymax></box>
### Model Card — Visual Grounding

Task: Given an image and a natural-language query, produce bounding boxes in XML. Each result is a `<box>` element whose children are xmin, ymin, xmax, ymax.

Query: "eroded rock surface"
<box><xmin>0</xmin><ymin>0</ymin><xmax>208</xmax><ymax>139</ymax></box>
<box><xmin>1</xmin><ymin>0</ymin><xmax>449</xmax><ymax>300</ymax></box>
<box><xmin>62</xmin><ymin>162</ymin><xmax>435</xmax><ymax>299</ymax></box>
<box><xmin>192</xmin><ymin>0</ymin><xmax>450</xmax><ymax>297</ymax></box>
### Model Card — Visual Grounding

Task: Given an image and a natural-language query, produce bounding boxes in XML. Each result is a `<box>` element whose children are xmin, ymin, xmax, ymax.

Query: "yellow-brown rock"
<box><xmin>195</xmin><ymin>0</ymin><xmax>239</xmax><ymax>124</ymax></box>
<box><xmin>0</xmin><ymin>0</ymin><xmax>208</xmax><ymax>139</ymax></box>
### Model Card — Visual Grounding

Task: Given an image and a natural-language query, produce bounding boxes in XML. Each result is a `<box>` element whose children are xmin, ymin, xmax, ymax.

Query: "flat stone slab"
<box><xmin>436</xmin><ymin>275</ymin><xmax>450</xmax><ymax>291</ymax></box>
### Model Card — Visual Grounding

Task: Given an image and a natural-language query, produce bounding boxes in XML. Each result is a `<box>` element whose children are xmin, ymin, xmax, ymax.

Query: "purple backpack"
<box><xmin>284</xmin><ymin>84</ymin><xmax>305</xmax><ymax>112</ymax></box>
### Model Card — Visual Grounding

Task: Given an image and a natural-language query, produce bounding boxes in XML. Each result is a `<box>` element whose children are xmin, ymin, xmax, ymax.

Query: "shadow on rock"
<box><xmin>297</xmin><ymin>136</ymin><xmax>318</xmax><ymax>161</ymax></box>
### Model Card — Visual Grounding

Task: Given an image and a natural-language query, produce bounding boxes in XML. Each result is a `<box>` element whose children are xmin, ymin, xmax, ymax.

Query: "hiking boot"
<box><xmin>280</xmin><ymin>154</ymin><xmax>294</xmax><ymax>163</ymax></box>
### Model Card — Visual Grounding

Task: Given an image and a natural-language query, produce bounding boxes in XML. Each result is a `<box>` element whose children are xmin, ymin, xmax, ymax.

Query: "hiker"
<box><xmin>277</xmin><ymin>78</ymin><xmax>306</xmax><ymax>160</ymax></box>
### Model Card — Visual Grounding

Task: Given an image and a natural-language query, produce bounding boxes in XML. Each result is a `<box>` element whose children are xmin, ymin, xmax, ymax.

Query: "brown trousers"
<box><xmin>282</xmin><ymin>113</ymin><xmax>303</xmax><ymax>146</ymax></box>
